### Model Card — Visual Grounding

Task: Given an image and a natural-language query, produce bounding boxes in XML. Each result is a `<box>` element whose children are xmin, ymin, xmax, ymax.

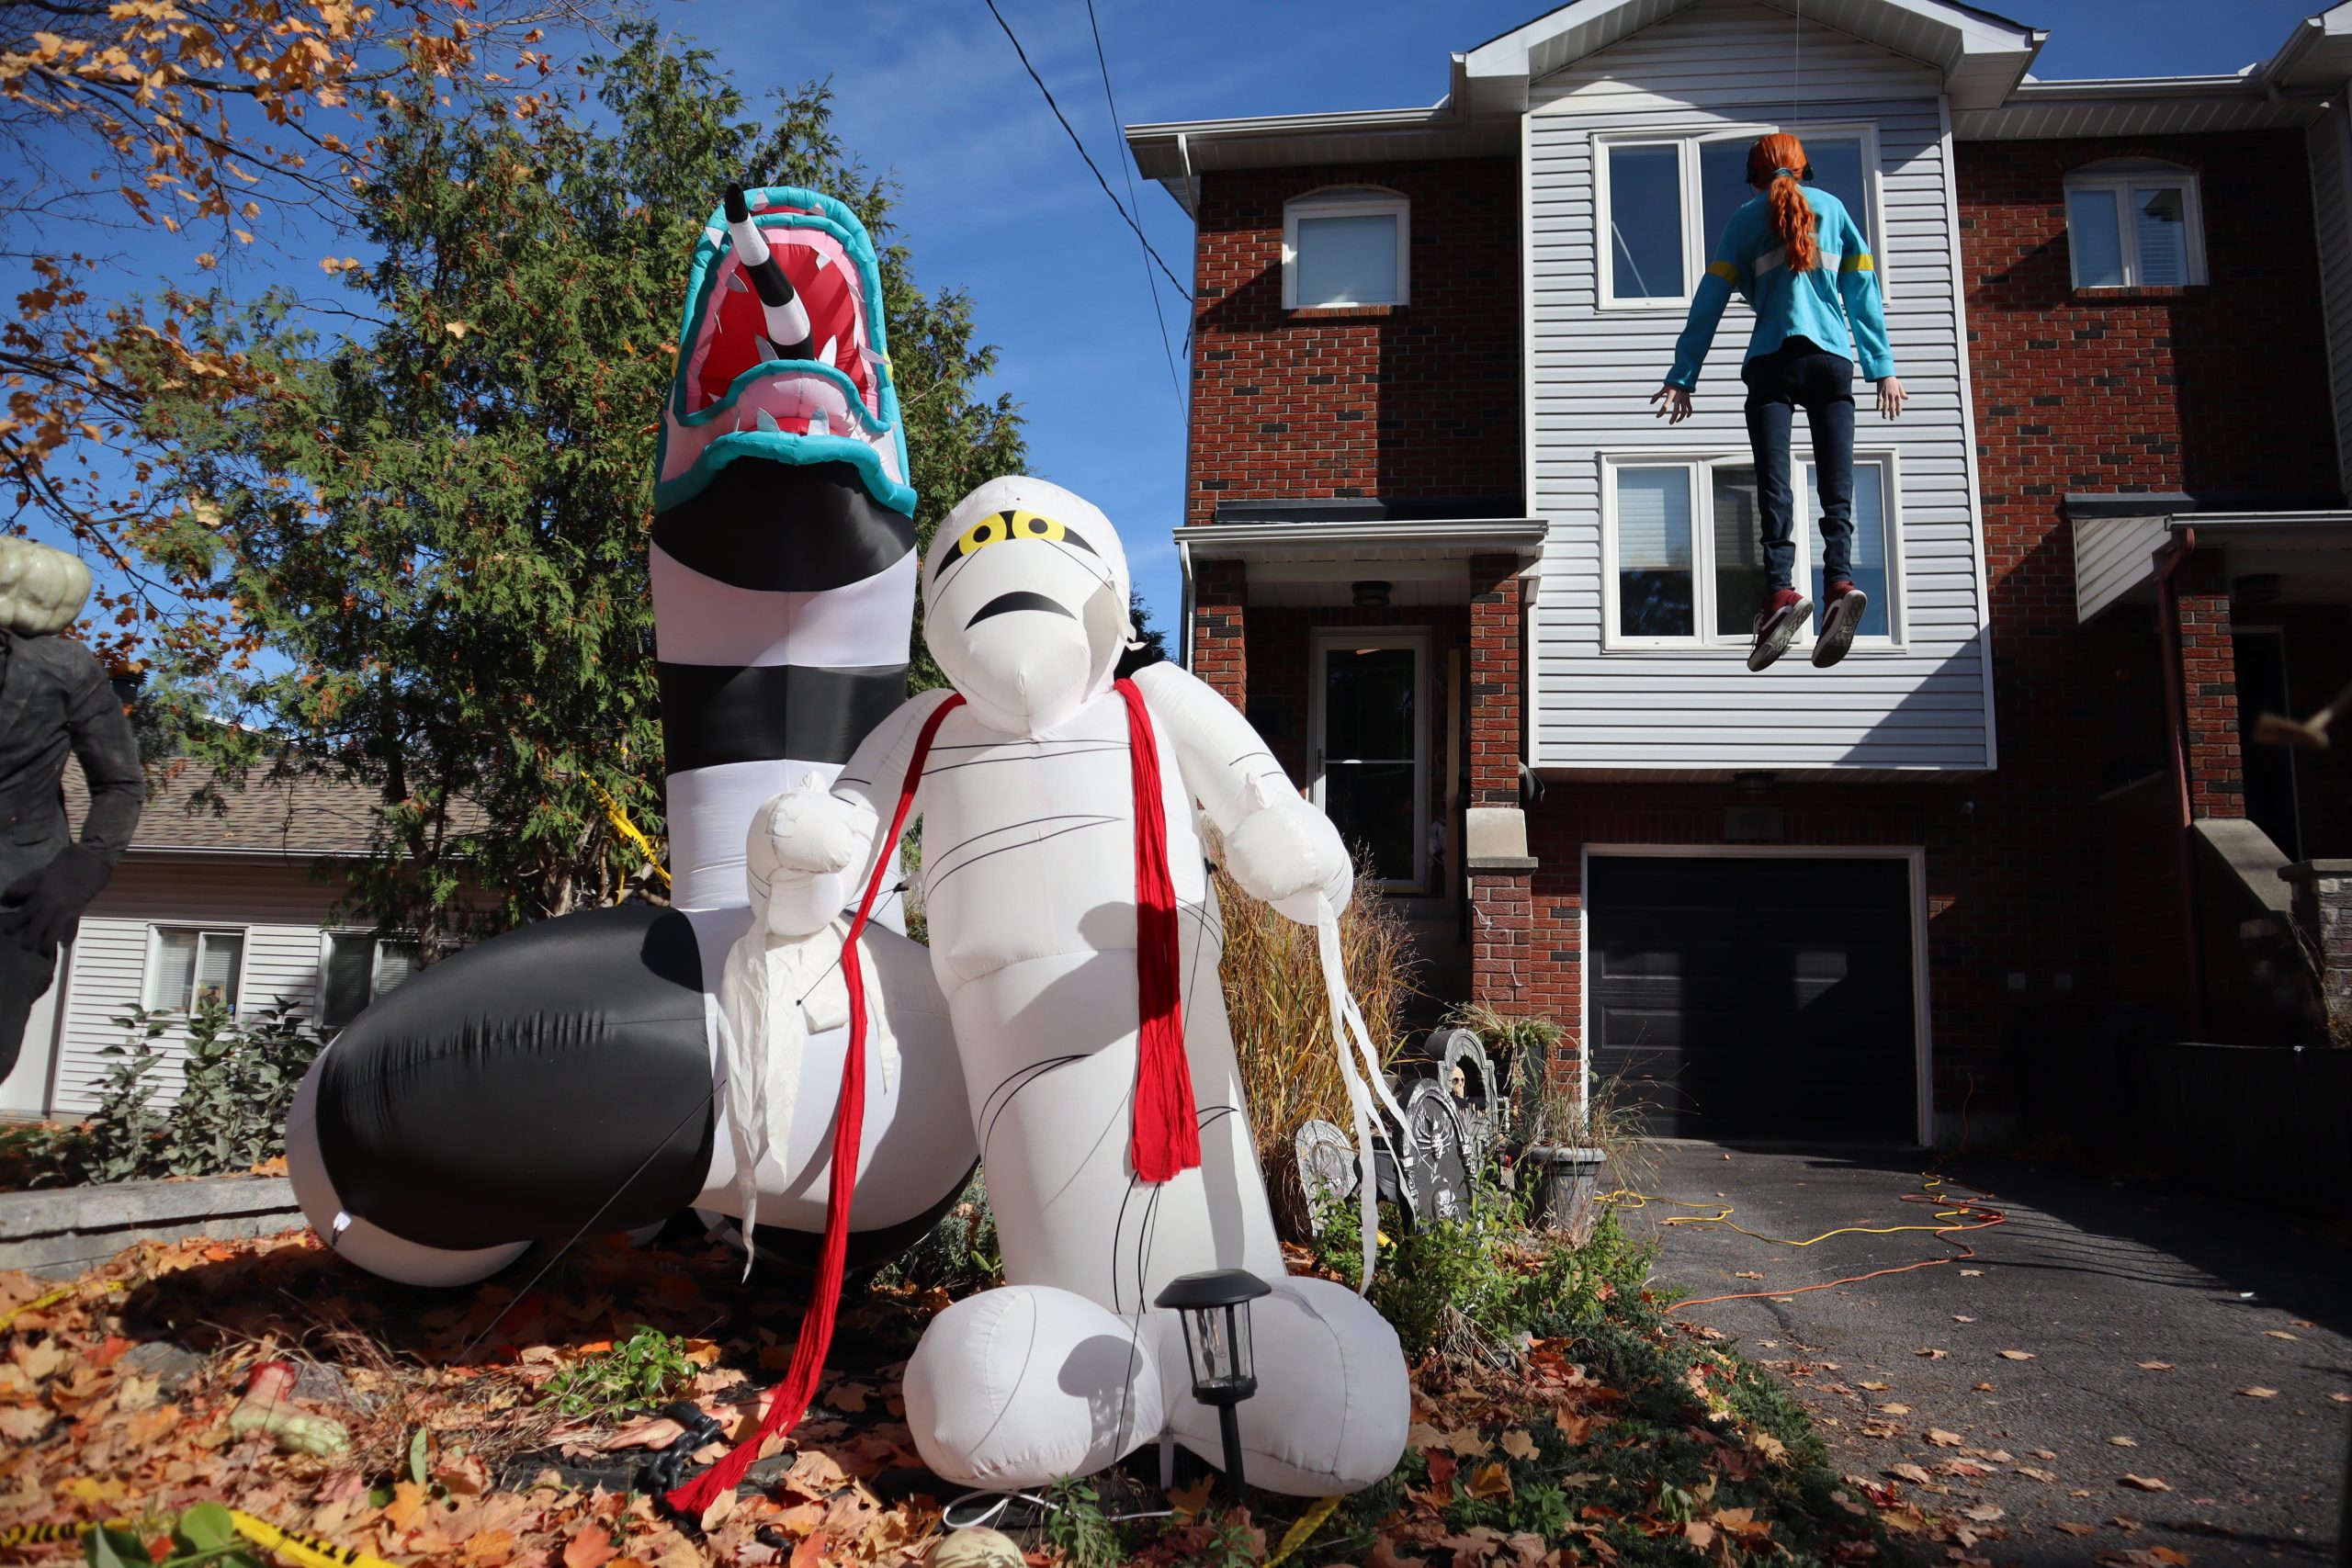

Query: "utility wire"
<box><xmin>980</xmin><ymin>0</ymin><xmax>1192</xmax><ymax>306</ymax></box>
<box><xmin>1081</xmin><ymin>0</ymin><xmax>1185</xmax><ymax>423</ymax></box>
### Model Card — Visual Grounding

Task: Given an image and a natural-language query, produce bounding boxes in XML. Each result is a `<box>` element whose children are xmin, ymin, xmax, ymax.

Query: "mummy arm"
<box><xmin>1130</xmin><ymin>662</ymin><xmax>1351</xmax><ymax>919</ymax></box>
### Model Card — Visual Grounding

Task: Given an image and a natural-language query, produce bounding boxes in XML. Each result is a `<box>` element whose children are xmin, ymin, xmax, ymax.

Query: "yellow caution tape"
<box><xmin>1265</xmin><ymin>1495</ymin><xmax>1343</xmax><ymax>1568</ymax></box>
<box><xmin>0</xmin><ymin>1280</ymin><xmax>124</xmax><ymax>1337</ymax></box>
<box><xmin>584</xmin><ymin>776</ymin><xmax>671</xmax><ymax>887</ymax></box>
<box><xmin>0</xmin><ymin>1506</ymin><xmax>399</xmax><ymax>1568</ymax></box>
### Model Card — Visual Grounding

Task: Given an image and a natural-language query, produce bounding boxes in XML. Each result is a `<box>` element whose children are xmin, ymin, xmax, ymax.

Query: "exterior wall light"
<box><xmin>1733</xmin><ymin>772</ymin><xmax>1776</xmax><ymax>795</ymax></box>
<box><xmin>1351</xmin><ymin>580</ymin><xmax>1392</xmax><ymax>608</ymax></box>
<box><xmin>1154</xmin><ymin>1268</ymin><xmax>1270</xmax><ymax>1497</ymax></box>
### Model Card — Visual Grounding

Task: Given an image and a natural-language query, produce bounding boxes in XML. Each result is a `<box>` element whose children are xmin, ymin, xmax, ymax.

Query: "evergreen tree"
<box><xmin>143</xmin><ymin>27</ymin><xmax>1027</xmax><ymax>952</ymax></box>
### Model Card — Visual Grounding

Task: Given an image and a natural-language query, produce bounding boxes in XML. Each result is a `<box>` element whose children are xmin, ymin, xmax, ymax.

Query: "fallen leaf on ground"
<box><xmin>2109</xmin><ymin>1436</ymin><xmax>2139</xmax><ymax>1447</ymax></box>
<box><xmin>1877</xmin><ymin>1403</ymin><xmax>1912</xmax><ymax>1416</ymax></box>
<box><xmin>2236</xmin><ymin>1387</ymin><xmax>2277</xmax><ymax>1399</ymax></box>
<box><xmin>1465</xmin><ymin>1462</ymin><xmax>1512</xmax><ymax>1500</ymax></box>
<box><xmin>2119</xmin><ymin>1475</ymin><xmax>2171</xmax><ymax>1492</ymax></box>
<box><xmin>2136</xmin><ymin>1361</ymin><xmax>2174</xmax><ymax>1371</ymax></box>
<box><xmin>1952</xmin><ymin>1315</ymin><xmax>1975</xmax><ymax>1324</ymax></box>
<box><xmin>2263</xmin><ymin>1330</ymin><xmax>2298</xmax><ymax>1341</ymax></box>
<box><xmin>2018</xmin><ymin>1466</ymin><xmax>2056</xmax><ymax>1483</ymax></box>
<box><xmin>1887</xmin><ymin>1463</ymin><xmax>1933</xmax><ymax>1485</ymax></box>
<box><xmin>2331</xmin><ymin>1393</ymin><xmax>2352</xmax><ymax>1404</ymax></box>
<box><xmin>561</xmin><ymin>1529</ymin><xmax>618</xmax><ymax>1568</ymax></box>
<box><xmin>2034</xmin><ymin>1449</ymin><xmax>2057</xmax><ymax>1460</ymax></box>
<box><xmin>2052</xmin><ymin>1521</ymin><xmax>2098</xmax><ymax>1537</ymax></box>
<box><xmin>1498</xmin><ymin>1429</ymin><xmax>1537</xmax><ymax>1461</ymax></box>
<box><xmin>1973</xmin><ymin>1382</ymin><xmax>1995</xmax><ymax>1392</ymax></box>
<box><xmin>1916</xmin><ymin>1348</ymin><xmax>1948</xmax><ymax>1359</ymax></box>
<box><xmin>1734</xmin><ymin>1271</ymin><xmax>1765</xmax><ymax>1280</ymax></box>
<box><xmin>1927</xmin><ymin>1429</ymin><xmax>1965</xmax><ymax>1448</ymax></box>
<box><xmin>1959</xmin><ymin>1269</ymin><xmax>1983</xmax><ymax>1277</ymax></box>
<box><xmin>1997</xmin><ymin>1350</ymin><xmax>2034</xmax><ymax>1360</ymax></box>
<box><xmin>1962</xmin><ymin>1504</ymin><xmax>2006</xmax><ymax>1522</ymax></box>
<box><xmin>1859</xmin><ymin>1381</ymin><xmax>1891</xmax><ymax>1392</ymax></box>
<box><xmin>1166</xmin><ymin>1475</ymin><xmax>1214</xmax><ymax>1519</ymax></box>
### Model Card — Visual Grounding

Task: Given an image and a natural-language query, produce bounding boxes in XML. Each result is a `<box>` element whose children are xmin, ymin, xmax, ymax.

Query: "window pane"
<box><xmin>372</xmin><ymin>940</ymin><xmax>419</xmax><ymax>1000</ymax></box>
<box><xmin>1699</xmin><ymin>140</ymin><xmax>1753</xmax><ymax>255</ymax></box>
<box><xmin>1807</xmin><ymin>461</ymin><xmax>1893</xmax><ymax>637</ymax></box>
<box><xmin>1324</xmin><ymin>648</ymin><xmax>1416</xmax><ymax>761</ymax></box>
<box><xmin>2067</xmin><ymin>187</ymin><xmax>2125</xmax><ymax>287</ymax></box>
<box><xmin>1807</xmin><ymin>138</ymin><xmax>1870</xmax><ymax>245</ymax></box>
<box><xmin>194</xmin><ymin>932</ymin><xmax>242</xmax><ymax>1011</ymax></box>
<box><xmin>1607</xmin><ymin>145</ymin><xmax>1685</xmax><ymax>299</ymax></box>
<box><xmin>1325</xmin><ymin>762</ymin><xmax>1417</xmax><ymax>885</ymax></box>
<box><xmin>1615</xmin><ymin>467</ymin><xmax>1694</xmax><ymax>637</ymax></box>
<box><xmin>1712</xmin><ymin>466</ymin><xmax>1768</xmax><ymax>637</ymax></box>
<box><xmin>2132</xmin><ymin>186</ymin><xmax>2189</xmax><ymax>286</ymax></box>
<box><xmin>1294</xmin><ymin>213</ymin><xmax>1397</xmax><ymax>306</ymax></box>
<box><xmin>149</xmin><ymin>929</ymin><xmax>198</xmax><ymax>1010</ymax></box>
<box><xmin>323</xmin><ymin>935</ymin><xmax>373</xmax><ymax>1027</ymax></box>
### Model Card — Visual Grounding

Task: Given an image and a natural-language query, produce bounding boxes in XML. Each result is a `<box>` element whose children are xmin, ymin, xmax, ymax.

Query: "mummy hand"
<box><xmin>1223</xmin><ymin>795</ymin><xmax>1353</xmax><ymax>923</ymax></box>
<box><xmin>747</xmin><ymin>774</ymin><xmax>874</xmax><ymax>938</ymax></box>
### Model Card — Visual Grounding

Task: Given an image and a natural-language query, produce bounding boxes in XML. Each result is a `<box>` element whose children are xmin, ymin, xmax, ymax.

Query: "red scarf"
<box><xmin>666</xmin><ymin>678</ymin><xmax>1197</xmax><ymax>1514</ymax></box>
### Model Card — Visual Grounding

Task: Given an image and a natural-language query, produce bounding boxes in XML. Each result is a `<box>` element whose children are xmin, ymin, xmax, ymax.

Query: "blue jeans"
<box><xmin>1741</xmin><ymin>336</ymin><xmax>1855</xmax><ymax>593</ymax></box>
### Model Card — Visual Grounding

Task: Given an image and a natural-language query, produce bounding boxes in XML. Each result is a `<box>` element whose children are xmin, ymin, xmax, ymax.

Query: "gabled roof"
<box><xmin>1126</xmin><ymin>0</ymin><xmax>2352</xmax><ymax>207</ymax></box>
<box><xmin>1457</xmin><ymin>0</ymin><xmax>2042</xmax><ymax>113</ymax></box>
<box><xmin>61</xmin><ymin>757</ymin><xmax>487</xmax><ymax>858</ymax></box>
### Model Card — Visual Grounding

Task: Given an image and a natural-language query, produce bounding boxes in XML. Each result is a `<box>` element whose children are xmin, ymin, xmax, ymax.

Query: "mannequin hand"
<box><xmin>1649</xmin><ymin>385</ymin><xmax>1693</xmax><ymax>423</ymax></box>
<box><xmin>1224</xmin><ymin>798</ymin><xmax>1352</xmax><ymax>923</ymax></box>
<box><xmin>1876</xmin><ymin>377</ymin><xmax>1906</xmax><ymax>420</ymax></box>
<box><xmin>2</xmin><ymin>845</ymin><xmax>110</xmax><ymax>950</ymax></box>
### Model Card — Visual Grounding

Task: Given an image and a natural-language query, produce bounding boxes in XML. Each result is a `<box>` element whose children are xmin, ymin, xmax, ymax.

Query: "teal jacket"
<box><xmin>1666</xmin><ymin>186</ymin><xmax>1894</xmax><ymax>389</ymax></box>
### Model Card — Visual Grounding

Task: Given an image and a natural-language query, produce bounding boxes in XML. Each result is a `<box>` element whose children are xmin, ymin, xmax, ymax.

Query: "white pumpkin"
<box><xmin>0</xmin><ymin>536</ymin><xmax>92</xmax><ymax>637</ymax></box>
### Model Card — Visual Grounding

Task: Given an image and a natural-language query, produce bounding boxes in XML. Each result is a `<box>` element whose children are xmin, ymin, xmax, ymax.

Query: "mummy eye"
<box><xmin>938</xmin><ymin>509</ymin><xmax>1097</xmax><ymax>567</ymax></box>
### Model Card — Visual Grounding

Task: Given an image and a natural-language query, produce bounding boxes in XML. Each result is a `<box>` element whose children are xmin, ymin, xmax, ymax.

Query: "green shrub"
<box><xmin>28</xmin><ymin>999</ymin><xmax>324</xmax><ymax>1185</ymax></box>
<box><xmin>541</xmin><ymin>1325</ymin><xmax>702</xmax><ymax>1420</ymax></box>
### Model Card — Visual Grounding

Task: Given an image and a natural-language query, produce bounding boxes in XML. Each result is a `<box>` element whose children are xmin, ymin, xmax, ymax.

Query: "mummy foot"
<box><xmin>903</xmin><ymin>1285</ymin><xmax>1167</xmax><ymax>1490</ymax></box>
<box><xmin>1163</xmin><ymin>1277</ymin><xmax>1410</xmax><ymax>1496</ymax></box>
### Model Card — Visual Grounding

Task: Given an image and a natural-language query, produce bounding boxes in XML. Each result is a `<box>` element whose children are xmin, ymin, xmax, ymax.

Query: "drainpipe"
<box><xmin>2155</xmin><ymin>527</ymin><xmax>2204</xmax><ymax>1038</ymax></box>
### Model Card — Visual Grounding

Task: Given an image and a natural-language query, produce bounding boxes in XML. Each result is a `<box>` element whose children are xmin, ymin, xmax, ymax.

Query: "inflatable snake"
<box><xmin>286</xmin><ymin>186</ymin><xmax>976</xmax><ymax>1287</ymax></box>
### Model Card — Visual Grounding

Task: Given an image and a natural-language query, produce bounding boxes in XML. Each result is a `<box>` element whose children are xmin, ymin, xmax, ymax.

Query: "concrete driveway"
<box><xmin>1615</xmin><ymin>1143</ymin><xmax>2351</xmax><ymax>1566</ymax></box>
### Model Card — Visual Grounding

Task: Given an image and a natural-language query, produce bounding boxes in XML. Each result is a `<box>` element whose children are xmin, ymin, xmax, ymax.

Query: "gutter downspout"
<box><xmin>1177</xmin><ymin>537</ymin><xmax>1195</xmax><ymax>671</ymax></box>
<box><xmin>2155</xmin><ymin>526</ymin><xmax>2204</xmax><ymax>1038</ymax></box>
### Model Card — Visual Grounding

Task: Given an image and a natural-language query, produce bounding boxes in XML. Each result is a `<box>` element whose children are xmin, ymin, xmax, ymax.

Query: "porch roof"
<box><xmin>1174</xmin><ymin>518</ymin><xmax>1548</xmax><ymax>608</ymax></box>
<box><xmin>2070</xmin><ymin>497</ymin><xmax>2352</xmax><ymax>623</ymax></box>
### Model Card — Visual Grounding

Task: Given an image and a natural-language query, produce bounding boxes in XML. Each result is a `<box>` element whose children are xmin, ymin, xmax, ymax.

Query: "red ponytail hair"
<box><xmin>1747</xmin><ymin>133</ymin><xmax>1820</xmax><ymax>274</ymax></box>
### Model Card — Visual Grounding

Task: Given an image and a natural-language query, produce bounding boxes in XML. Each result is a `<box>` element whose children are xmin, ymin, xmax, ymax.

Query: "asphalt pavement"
<box><xmin>1615</xmin><ymin>1143</ymin><xmax>2352</xmax><ymax>1566</ymax></box>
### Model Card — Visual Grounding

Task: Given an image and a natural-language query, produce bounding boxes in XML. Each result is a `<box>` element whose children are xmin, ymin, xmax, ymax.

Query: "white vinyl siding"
<box><xmin>1524</xmin><ymin>0</ymin><xmax>1992</xmax><ymax>776</ymax></box>
<box><xmin>48</xmin><ymin>856</ymin><xmax>349</xmax><ymax>1115</ymax></box>
<box><xmin>2071</xmin><ymin>515</ymin><xmax>2172</xmax><ymax>623</ymax></box>
<box><xmin>2308</xmin><ymin>96</ymin><xmax>2352</xmax><ymax>501</ymax></box>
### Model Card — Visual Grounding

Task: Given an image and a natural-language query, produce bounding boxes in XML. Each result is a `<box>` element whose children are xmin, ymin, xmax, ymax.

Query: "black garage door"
<box><xmin>1588</xmin><ymin>856</ymin><xmax>1917</xmax><ymax>1142</ymax></box>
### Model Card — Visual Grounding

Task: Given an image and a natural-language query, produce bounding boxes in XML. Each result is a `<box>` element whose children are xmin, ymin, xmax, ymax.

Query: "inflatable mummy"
<box><xmin>285</xmin><ymin>186</ymin><xmax>978</xmax><ymax>1288</ymax></box>
<box><xmin>722</xmin><ymin>477</ymin><xmax>1410</xmax><ymax>1498</ymax></box>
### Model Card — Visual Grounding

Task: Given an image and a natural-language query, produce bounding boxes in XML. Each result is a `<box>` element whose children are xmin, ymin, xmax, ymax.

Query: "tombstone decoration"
<box><xmin>1294</xmin><ymin>1118</ymin><xmax>1358</xmax><ymax>1217</ymax></box>
<box><xmin>1430</xmin><ymin>1026</ymin><xmax>1501</xmax><ymax>1170</ymax></box>
<box><xmin>1378</xmin><ymin>1077</ymin><xmax>1474</xmax><ymax>1227</ymax></box>
<box><xmin>0</xmin><ymin>537</ymin><xmax>141</xmax><ymax>1083</ymax></box>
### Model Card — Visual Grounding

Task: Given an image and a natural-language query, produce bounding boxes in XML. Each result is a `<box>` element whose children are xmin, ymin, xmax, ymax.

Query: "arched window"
<box><xmin>1282</xmin><ymin>186</ymin><xmax>1409</xmax><ymax>309</ymax></box>
<box><xmin>2063</xmin><ymin>158</ymin><xmax>2205</xmax><ymax>289</ymax></box>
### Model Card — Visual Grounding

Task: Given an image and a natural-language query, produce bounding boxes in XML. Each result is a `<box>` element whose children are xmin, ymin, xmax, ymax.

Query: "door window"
<box><xmin>1317</xmin><ymin>637</ymin><xmax>1427</xmax><ymax>887</ymax></box>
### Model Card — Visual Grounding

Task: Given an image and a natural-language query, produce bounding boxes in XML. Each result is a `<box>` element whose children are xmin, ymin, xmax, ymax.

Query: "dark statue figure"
<box><xmin>0</xmin><ymin>537</ymin><xmax>141</xmax><ymax>1079</ymax></box>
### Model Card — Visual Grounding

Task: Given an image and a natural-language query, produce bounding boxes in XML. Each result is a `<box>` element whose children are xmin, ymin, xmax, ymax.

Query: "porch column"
<box><xmin>1190</xmin><ymin>558</ymin><xmax>1249</xmax><ymax>707</ymax></box>
<box><xmin>1465</xmin><ymin>553</ymin><xmax>1533</xmax><ymax>1011</ymax></box>
<box><xmin>2174</xmin><ymin>556</ymin><xmax>2244</xmax><ymax>820</ymax></box>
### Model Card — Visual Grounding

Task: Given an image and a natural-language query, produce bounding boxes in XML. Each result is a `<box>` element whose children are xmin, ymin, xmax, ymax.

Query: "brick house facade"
<box><xmin>1134</xmin><ymin>0</ymin><xmax>2352</xmax><ymax>1145</ymax></box>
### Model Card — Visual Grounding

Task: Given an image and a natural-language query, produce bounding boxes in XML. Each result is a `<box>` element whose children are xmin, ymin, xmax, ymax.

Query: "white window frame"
<box><xmin>1282</xmin><ymin>187</ymin><xmax>1411</xmax><ymax>310</ymax></box>
<box><xmin>1594</xmin><ymin>122</ymin><xmax>1887</xmax><ymax>310</ymax></box>
<box><xmin>2062</xmin><ymin>161</ymin><xmax>2207</xmax><ymax>290</ymax></box>
<box><xmin>143</xmin><ymin>925</ymin><xmax>251</xmax><ymax>1015</ymax></box>
<box><xmin>316</xmin><ymin>931</ymin><xmax>418</xmax><ymax>1030</ymax></box>
<box><xmin>1598</xmin><ymin>449</ymin><xmax>1906</xmax><ymax>654</ymax></box>
<box><xmin>1306</xmin><ymin>628</ymin><xmax>1431</xmax><ymax>892</ymax></box>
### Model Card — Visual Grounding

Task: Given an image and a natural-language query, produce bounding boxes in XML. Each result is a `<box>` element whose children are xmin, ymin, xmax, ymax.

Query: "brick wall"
<box><xmin>2172</xmin><ymin>554</ymin><xmax>2243</xmax><ymax>819</ymax></box>
<box><xmin>1187</xmin><ymin>158</ymin><xmax>1521</xmax><ymax>526</ymax></box>
<box><xmin>1193</xmin><ymin>560</ymin><xmax>1248</xmax><ymax>706</ymax></box>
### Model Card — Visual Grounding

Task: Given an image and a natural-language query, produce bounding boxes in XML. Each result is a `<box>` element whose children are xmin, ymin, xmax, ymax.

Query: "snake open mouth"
<box><xmin>656</xmin><ymin>187</ymin><xmax>910</xmax><ymax>514</ymax></box>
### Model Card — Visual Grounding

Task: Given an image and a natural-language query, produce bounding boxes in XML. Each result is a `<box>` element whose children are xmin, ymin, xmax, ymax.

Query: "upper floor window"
<box><xmin>1283</xmin><ymin>187</ymin><xmax>1409</xmax><ymax>309</ymax></box>
<box><xmin>1605</xmin><ymin>453</ymin><xmax>1900</xmax><ymax>649</ymax></box>
<box><xmin>2064</xmin><ymin>161</ymin><xmax>2205</xmax><ymax>289</ymax></box>
<box><xmin>148</xmin><ymin>927</ymin><xmax>244</xmax><ymax>1013</ymax></box>
<box><xmin>322</xmin><ymin>932</ymin><xmax>419</xmax><ymax>1029</ymax></box>
<box><xmin>1600</xmin><ymin>126</ymin><xmax>1881</xmax><ymax>309</ymax></box>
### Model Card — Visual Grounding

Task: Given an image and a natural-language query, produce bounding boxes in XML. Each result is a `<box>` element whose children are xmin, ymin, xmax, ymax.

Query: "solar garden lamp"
<box><xmin>1155</xmin><ymin>1269</ymin><xmax>1271</xmax><ymax>1500</ymax></box>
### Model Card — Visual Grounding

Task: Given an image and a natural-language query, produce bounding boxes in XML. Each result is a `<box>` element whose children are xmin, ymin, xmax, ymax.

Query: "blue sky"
<box><xmin>26</xmin><ymin>0</ymin><xmax>2332</xmax><ymax>652</ymax></box>
<box><xmin>666</xmin><ymin>0</ymin><xmax>2331</xmax><ymax>639</ymax></box>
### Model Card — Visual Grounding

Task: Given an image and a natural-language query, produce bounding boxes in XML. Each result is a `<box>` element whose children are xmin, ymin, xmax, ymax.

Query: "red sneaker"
<box><xmin>1812</xmin><ymin>580</ymin><xmax>1870</xmax><ymax>668</ymax></box>
<box><xmin>1748</xmin><ymin>587</ymin><xmax>1812</xmax><ymax>671</ymax></box>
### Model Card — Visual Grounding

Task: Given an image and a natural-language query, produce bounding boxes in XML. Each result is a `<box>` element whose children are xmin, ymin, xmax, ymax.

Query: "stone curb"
<box><xmin>0</xmin><ymin>1173</ymin><xmax>302</xmax><ymax>1279</ymax></box>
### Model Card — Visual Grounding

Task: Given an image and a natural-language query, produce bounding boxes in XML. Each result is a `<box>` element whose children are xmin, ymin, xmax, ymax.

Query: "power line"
<box><xmin>980</xmin><ymin>0</ymin><xmax>1192</xmax><ymax>307</ymax></box>
<box><xmin>1081</xmin><ymin>0</ymin><xmax>1184</xmax><ymax>423</ymax></box>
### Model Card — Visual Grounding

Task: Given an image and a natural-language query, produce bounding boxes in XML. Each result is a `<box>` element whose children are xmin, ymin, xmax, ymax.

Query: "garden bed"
<box><xmin>0</xmin><ymin>1213</ymin><xmax>1936</xmax><ymax>1567</ymax></box>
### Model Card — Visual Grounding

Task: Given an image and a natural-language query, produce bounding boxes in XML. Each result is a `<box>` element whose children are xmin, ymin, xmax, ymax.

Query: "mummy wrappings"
<box><xmin>741</xmin><ymin>478</ymin><xmax>1410</xmax><ymax>1498</ymax></box>
<box><xmin>284</xmin><ymin>187</ymin><xmax>976</xmax><ymax>1288</ymax></box>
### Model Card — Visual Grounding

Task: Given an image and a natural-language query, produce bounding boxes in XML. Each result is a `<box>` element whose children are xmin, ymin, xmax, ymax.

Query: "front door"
<box><xmin>1313</xmin><ymin>632</ymin><xmax>1428</xmax><ymax>890</ymax></box>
